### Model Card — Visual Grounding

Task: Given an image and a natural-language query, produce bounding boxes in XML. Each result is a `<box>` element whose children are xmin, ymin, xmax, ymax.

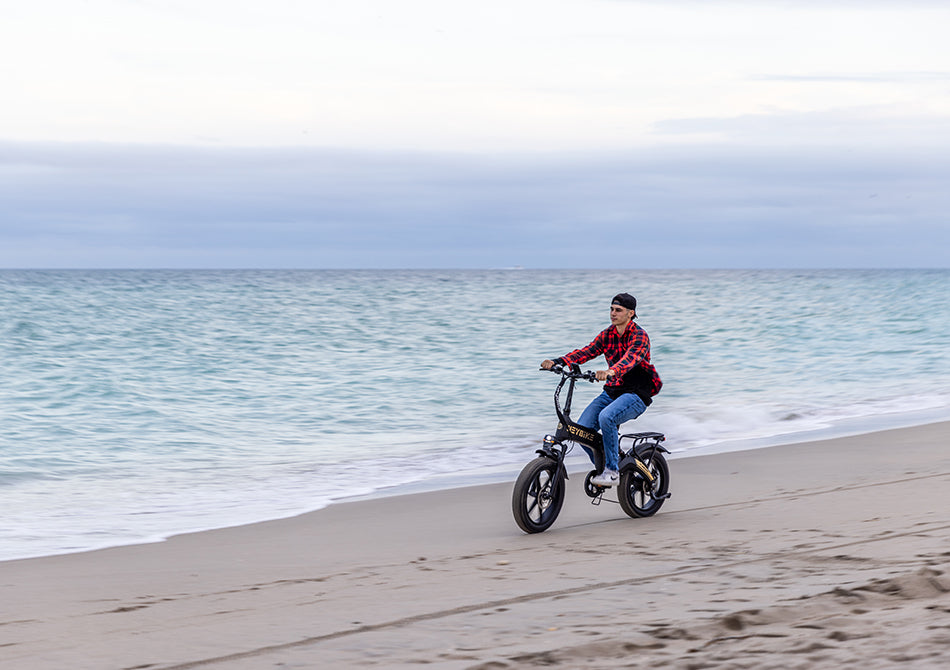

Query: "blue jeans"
<box><xmin>577</xmin><ymin>391</ymin><xmax>647</xmax><ymax>471</ymax></box>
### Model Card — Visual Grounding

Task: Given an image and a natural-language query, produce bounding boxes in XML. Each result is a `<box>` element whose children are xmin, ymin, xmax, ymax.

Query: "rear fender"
<box><xmin>638</xmin><ymin>444</ymin><xmax>670</xmax><ymax>456</ymax></box>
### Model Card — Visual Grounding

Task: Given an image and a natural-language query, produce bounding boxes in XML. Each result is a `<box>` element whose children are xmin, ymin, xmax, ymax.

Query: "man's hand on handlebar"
<box><xmin>595</xmin><ymin>369</ymin><xmax>615</xmax><ymax>382</ymax></box>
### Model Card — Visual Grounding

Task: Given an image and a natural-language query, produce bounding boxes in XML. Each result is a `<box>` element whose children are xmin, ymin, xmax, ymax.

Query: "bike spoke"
<box><xmin>537</xmin><ymin>474</ymin><xmax>554</xmax><ymax>520</ymax></box>
<box><xmin>526</xmin><ymin>473</ymin><xmax>547</xmax><ymax>520</ymax></box>
<box><xmin>526</xmin><ymin>495</ymin><xmax>540</xmax><ymax>518</ymax></box>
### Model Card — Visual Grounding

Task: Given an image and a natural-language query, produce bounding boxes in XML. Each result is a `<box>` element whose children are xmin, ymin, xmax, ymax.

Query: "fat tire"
<box><xmin>512</xmin><ymin>456</ymin><xmax>565</xmax><ymax>533</ymax></box>
<box><xmin>618</xmin><ymin>451</ymin><xmax>670</xmax><ymax>518</ymax></box>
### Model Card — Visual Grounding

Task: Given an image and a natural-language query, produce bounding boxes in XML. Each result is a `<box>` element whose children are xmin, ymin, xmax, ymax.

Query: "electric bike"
<box><xmin>511</xmin><ymin>364</ymin><xmax>671</xmax><ymax>534</ymax></box>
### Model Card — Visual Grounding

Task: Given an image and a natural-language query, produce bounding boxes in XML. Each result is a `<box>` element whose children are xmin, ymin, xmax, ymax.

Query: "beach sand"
<box><xmin>2</xmin><ymin>422</ymin><xmax>949</xmax><ymax>669</ymax></box>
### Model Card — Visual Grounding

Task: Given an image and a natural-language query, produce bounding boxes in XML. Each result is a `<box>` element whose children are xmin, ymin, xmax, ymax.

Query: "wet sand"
<box><xmin>2</xmin><ymin>422</ymin><xmax>949</xmax><ymax>669</ymax></box>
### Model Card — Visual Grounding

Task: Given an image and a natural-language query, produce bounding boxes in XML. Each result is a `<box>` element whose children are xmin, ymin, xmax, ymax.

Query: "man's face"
<box><xmin>610</xmin><ymin>304</ymin><xmax>634</xmax><ymax>327</ymax></box>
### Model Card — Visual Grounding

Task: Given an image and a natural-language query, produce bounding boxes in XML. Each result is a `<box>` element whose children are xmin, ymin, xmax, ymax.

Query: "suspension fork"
<box><xmin>537</xmin><ymin>437</ymin><xmax>570</xmax><ymax>493</ymax></box>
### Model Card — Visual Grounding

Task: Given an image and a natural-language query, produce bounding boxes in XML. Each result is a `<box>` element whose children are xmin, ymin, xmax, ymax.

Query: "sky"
<box><xmin>2</xmin><ymin>0</ymin><xmax>949</xmax><ymax>268</ymax></box>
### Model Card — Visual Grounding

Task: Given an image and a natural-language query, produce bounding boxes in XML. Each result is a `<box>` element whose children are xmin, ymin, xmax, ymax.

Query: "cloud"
<box><xmin>1</xmin><ymin>141</ymin><xmax>948</xmax><ymax>268</ymax></box>
<box><xmin>751</xmin><ymin>71</ymin><xmax>950</xmax><ymax>83</ymax></box>
<box><xmin>652</xmin><ymin>108</ymin><xmax>950</xmax><ymax>147</ymax></box>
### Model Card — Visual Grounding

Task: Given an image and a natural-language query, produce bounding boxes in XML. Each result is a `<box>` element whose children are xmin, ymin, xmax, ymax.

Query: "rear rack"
<box><xmin>620</xmin><ymin>431</ymin><xmax>665</xmax><ymax>445</ymax></box>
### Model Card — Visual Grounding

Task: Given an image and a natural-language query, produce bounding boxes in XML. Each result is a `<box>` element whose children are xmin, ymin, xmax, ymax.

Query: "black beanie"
<box><xmin>611</xmin><ymin>293</ymin><xmax>637</xmax><ymax>311</ymax></box>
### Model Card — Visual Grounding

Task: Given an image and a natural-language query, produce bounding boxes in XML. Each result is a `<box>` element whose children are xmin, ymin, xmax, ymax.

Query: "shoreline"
<box><xmin>4</xmin><ymin>412</ymin><xmax>948</xmax><ymax>565</ymax></box>
<box><xmin>3</xmin><ymin>420</ymin><xmax>949</xmax><ymax>669</ymax></box>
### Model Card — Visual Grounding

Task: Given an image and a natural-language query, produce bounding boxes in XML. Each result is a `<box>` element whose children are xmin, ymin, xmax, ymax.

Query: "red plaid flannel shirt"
<box><xmin>558</xmin><ymin>322</ymin><xmax>662</xmax><ymax>398</ymax></box>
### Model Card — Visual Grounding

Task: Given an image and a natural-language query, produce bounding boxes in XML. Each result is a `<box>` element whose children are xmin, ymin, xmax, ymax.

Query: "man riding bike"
<box><xmin>541</xmin><ymin>293</ymin><xmax>662</xmax><ymax>488</ymax></box>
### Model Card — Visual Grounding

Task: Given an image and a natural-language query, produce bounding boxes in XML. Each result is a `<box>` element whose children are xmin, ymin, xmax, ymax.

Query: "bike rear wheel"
<box><xmin>618</xmin><ymin>451</ymin><xmax>670</xmax><ymax>518</ymax></box>
<box><xmin>512</xmin><ymin>457</ymin><xmax>565</xmax><ymax>533</ymax></box>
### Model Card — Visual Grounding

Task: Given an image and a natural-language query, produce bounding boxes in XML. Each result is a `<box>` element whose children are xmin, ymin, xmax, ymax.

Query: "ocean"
<box><xmin>2</xmin><ymin>269</ymin><xmax>948</xmax><ymax>561</ymax></box>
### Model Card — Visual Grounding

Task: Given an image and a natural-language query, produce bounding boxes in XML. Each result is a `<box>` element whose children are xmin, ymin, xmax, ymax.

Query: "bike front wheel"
<box><xmin>512</xmin><ymin>456</ymin><xmax>565</xmax><ymax>533</ymax></box>
<box><xmin>618</xmin><ymin>452</ymin><xmax>670</xmax><ymax>518</ymax></box>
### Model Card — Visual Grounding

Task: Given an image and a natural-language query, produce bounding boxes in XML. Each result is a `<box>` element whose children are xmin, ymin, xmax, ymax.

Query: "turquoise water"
<box><xmin>2</xmin><ymin>269</ymin><xmax>948</xmax><ymax>560</ymax></box>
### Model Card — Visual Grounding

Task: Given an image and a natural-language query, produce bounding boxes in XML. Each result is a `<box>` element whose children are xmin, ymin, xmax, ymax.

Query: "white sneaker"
<box><xmin>591</xmin><ymin>469</ymin><xmax>619</xmax><ymax>487</ymax></box>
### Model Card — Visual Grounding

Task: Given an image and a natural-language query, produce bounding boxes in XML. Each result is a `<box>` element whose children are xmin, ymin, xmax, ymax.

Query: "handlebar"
<box><xmin>540</xmin><ymin>363</ymin><xmax>598</xmax><ymax>383</ymax></box>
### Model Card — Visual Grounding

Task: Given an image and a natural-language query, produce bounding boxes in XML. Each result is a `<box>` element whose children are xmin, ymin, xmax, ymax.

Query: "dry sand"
<box><xmin>2</xmin><ymin>422</ymin><xmax>949</xmax><ymax>669</ymax></box>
